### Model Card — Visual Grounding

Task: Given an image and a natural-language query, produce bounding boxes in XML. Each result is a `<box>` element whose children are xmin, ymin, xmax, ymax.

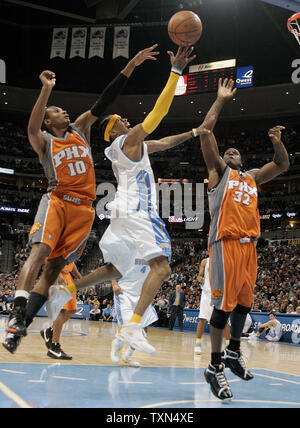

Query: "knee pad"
<box><xmin>233</xmin><ymin>304</ymin><xmax>251</xmax><ymax>315</ymax></box>
<box><xmin>210</xmin><ymin>308</ymin><xmax>231</xmax><ymax>330</ymax></box>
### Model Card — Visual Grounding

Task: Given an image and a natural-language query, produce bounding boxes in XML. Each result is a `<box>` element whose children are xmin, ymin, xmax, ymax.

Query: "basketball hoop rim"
<box><xmin>287</xmin><ymin>12</ymin><xmax>300</xmax><ymax>36</ymax></box>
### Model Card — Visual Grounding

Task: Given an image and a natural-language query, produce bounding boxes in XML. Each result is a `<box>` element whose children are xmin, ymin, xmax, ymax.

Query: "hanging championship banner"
<box><xmin>112</xmin><ymin>26</ymin><xmax>130</xmax><ymax>59</ymax></box>
<box><xmin>50</xmin><ymin>28</ymin><xmax>69</xmax><ymax>59</ymax></box>
<box><xmin>70</xmin><ymin>27</ymin><xmax>87</xmax><ymax>58</ymax></box>
<box><xmin>89</xmin><ymin>27</ymin><xmax>106</xmax><ymax>58</ymax></box>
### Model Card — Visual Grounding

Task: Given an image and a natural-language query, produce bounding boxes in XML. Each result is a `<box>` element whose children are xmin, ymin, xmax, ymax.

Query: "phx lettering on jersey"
<box><xmin>53</xmin><ymin>145</ymin><xmax>91</xmax><ymax>167</ymax></box>
<box><xmin>228</xmin><ymin>180</ymin><xmax>257</xmax><ymax>196</ymax></box>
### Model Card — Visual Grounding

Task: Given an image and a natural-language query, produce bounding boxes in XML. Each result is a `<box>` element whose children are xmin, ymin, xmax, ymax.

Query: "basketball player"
<box><xmin>45</xmin><ymin>46</ymin><xmax>197</xmax><ymax>355</ymax></box>
<box><xmin>198</xmin><ymin>78</ymin><xmax>289</xmax><ymax>401</ymax></box>
<box><xmin>194</xmin><ymin>257</ymin><xmax>230</xmax><ymax>355</ymax></box>
<box><xmin>2</xmin><ymin>44</ymin><xmax>160</xmax><ymax>354</ymax></box>
<box><xmin>110</xmin><ymin>249</ymin><xmax>158</xmax><ymax>367</ymax></box>
<box><xmin>40</xmin><ymin>262</ymin><xmax>81</xmax><ymax>360</ymax></box>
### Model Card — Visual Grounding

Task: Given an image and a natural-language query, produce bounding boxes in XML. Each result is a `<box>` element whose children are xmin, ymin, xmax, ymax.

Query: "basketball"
<box><xmin>168</xmin><ymin>10</ymin><xmax>203</xmax><ymax>46</ymax></box>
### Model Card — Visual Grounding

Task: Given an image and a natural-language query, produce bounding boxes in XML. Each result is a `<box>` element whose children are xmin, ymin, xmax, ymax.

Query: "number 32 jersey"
<box><xmin>208</xmin><ymin>166</ymin><xmax>260</xmax><ymax>246</ymax></box>
<box><xmin>41</xmin><ymin>124</ymin><xmax>96</xmax><ymax>202</ymax></box>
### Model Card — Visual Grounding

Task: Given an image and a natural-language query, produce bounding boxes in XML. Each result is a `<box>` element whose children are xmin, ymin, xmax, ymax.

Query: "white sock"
<box><xmin>15</xmin><ymin>290</ymin><xmax>30</xmax><ymax>300</ymax></box>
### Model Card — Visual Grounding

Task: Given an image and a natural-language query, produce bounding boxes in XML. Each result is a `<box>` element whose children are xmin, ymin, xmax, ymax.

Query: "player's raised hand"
<box><xmin>268</xmin><ymin>126</ymin><xmax>286</xmax><ymax>144</ymax></box>
<box><xmin>167</xmin><ymin>45</ymin><xmax>196</xmax><ymax>72</ymax></box>
<box><xmin>130</xmin><ymin>44</ymin><xmax>160</xmax><ymax>67</ymax></box>
<box><xmin>39</xmin><ymin>70</ymin><xmax>56</xmax><ymax>88</ymax></box>
<box><xmin>217</xmin><ymin>78</ymin><xmax>237</xmax><ymax>101</ymax></box>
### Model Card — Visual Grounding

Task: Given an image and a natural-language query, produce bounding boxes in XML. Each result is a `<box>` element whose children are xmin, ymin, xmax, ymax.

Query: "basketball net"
<box><xmin>287</xmin><ymin>13</ymin><xmax>300</xmax><ymax>46</ymax></box>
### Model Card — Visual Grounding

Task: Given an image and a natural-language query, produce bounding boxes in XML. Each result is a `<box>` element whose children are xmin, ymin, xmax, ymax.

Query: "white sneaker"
<box><xmin>123</xmin><ymin>347</ymin><xmax>141</xmax><ymax>368</ymax></box>
<box><xmin>111</xmin><ymin>338</ymin><xmax>123</xmax><ymax>363</ymax></box>
<box><xmin>117</xmin><ymin>323</ymin><xmax>155</xmax><ymax>355</ymax></box>
<box><xmin>248</xmin><ymin>331</ymin><xmax>259</xmax><ymax>340</ymax></box>
<box><xmin>46</xmin><ymin>284</ymin><xmax>72</xmax><ymax>322</ymax></box>
<box><xmin>194</xmin><ymin>343</ymin><xmax>202</xmax><ymax>355</ymax></box>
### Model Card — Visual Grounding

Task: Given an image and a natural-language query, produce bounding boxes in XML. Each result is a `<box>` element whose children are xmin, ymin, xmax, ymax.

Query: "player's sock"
<box><xmin>196</xmin><ymin>338</ymin><xmax>201</xmax><ymax>344</ymax></box>
<box><xmin>211</xmin><ymin>352</ymin><xmax>222</xmax><ymax>368</ymax></box>
<box><xmin>13</xmin><ymin>290</ymin><xmax>30</xmax><ymax>308</ymax></box>
<box><xmin>227</xmin><ymin>338</ymin><xmax>241</xmax><ymax>354</ymax></box>
<box><xmin>25</xmin><ymin>292</ymin><xmax>47</xmax><ymax>327</ymax></box>
<box><xmin>129</xmin><ymin>313</ymin><xmax>142</xmax><ymax>324</ymax></box>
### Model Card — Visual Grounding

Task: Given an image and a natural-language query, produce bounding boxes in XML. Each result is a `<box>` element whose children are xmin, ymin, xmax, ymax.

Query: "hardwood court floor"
<box><xmin>0</xmin><ymin>316</ymin><xmax>299</xmax><ymax>408</ymax></box>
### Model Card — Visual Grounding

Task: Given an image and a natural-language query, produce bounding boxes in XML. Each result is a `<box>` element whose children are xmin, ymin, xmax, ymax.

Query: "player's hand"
<box><xmin>167</xmin><ymin>46</ymin><xmax>196</xmax><ymax>72</ymax></box>
<box><xmin>113</xmin><ymin>284</ymin><xmax>123</xmax><ymax>296</ymax></box>
<box><xmin>217</xmin><ymin>78</ymin><xmax>237</xmax><ymax>101</ymax></box>
<box><xmin>268</xmin><ymin>126</ymin><xmax>285</xmax><ymax>144</ymax></box>
<box><xmin>129</xmin><ymin>44</ymin><xmax>160</xmax><ymax>67</ymax></box>
<box><xmin>39</xmin><ymin>70</ymin><xmax>56</xmax><ymax>88</ymax></box>
<box><xmin>197</xmin><ymin>275</ymin><xmax>204</xmax><ymax>283</ymax></box>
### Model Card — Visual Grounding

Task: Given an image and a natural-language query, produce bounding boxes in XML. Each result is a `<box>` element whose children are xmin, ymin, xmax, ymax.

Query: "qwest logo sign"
<box><xmin>236</xmin><ymin>66</ymin><xmax>254</xmax><ymax>88</ymax></box>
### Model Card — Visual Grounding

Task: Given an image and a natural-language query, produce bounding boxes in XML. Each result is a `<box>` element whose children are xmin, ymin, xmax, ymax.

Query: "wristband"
<box><xmin>192</xmin><ymin>128</ymin><xmax>199</xmax><ymax>138</ymax></box>
<box><xmin>171</xmin><ymin>66</ymin><xmax>182</xmax><ymax>76</ymax></box>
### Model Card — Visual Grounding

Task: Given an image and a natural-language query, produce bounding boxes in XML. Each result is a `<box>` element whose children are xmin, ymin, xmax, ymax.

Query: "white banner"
<box><xmin>89</xmin><ymin>27</ymin><xmax>106</xmax><ymax>58</ymax></box>
<box><xmin>50</xmin><ymin>28</ymin><xmax>69</xmax><ymax>59</ymax></box>
<box><xmin>189</xmin><ymin>59</ymin><xmax>236</xmax><ymax>73</ymax></box>
<box><xmin>113</xmin><ymin>26</ymin><xmax>130</xmax><ymax>59</ymax></box>
<box><xmin>70</xmin><ymin>27</ymin><xmax>87</xmax><ymax>59</ymax></box>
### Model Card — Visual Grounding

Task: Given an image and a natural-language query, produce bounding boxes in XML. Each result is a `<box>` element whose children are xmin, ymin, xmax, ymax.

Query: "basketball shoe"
<box><xmin>123</xmin><ymin>347</ymin><xmax>140</xmax><ymax>367</ymax></box>
<box><xmin>111</xmin><ymin>338</ymin><xmax>123</xmax><ymax>363</ymax></box>
<box><xmin>46</xmin><ymin>284</ymin><xmax>72</xmax><ymax>322</ymax></box>
<box><xmin>117</xmin><ymin>323</ymin><xmax>155</xmax><ymax>354</ymax></box>
<box><xmin>221</xmin><ymin>348</ymin><xmax>254</xmax><ymax>381</ymax></box>
<box><xmin>2</xmin><ymin>332</ymin><xmax>22</xmax><ymax>354</ymax></box>
<box><xmin>47</xmin><ymin>342</ymin><xmax>72</xmax><ymax>360</ymax></box>
<box><xmin>204</xmin><ymin>363</ymin><xmax>233</xmax><ymax>402</ymax></box>
<box><xmin>40</xmin><ymin>327</ymin><xmax>53</xmax><ymax>350</ymax></box>
<box><xmin>194</xmin><ymin>342</ymin><xmax>202</xmax><ymax>355</ymax></box>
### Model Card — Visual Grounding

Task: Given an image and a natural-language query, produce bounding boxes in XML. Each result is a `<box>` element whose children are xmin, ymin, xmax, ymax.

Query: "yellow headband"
<box><xmin>104</xmin><ymin>114</ymin><xmax>120</xmax><ymax>142</ymax></box>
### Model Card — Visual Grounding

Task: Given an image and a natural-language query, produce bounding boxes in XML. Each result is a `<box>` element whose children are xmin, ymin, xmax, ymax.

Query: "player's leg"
<box><xmin>221</xmin><ymin>241</ymin><xmax>256</xmax><ymax>381</ymax></box>
<box><xmin>194</xmin><ymin>318</ymin><xmax>206</xmax><ymax>354</ymax></box>
<box><xmin>117</xmin><ymin>255</ymin><xmax>170</xmax><ymax>354</ymax></box>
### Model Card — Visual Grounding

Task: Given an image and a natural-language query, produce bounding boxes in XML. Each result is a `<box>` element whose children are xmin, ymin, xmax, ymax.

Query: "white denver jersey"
<box><xmin>105</xmin><ymin>134</ymin><xmax>157</xmax><ymax>217</ymax></box>
<box><xmin>202</xmin><ymin>258</ymin><xmax>210</xmax><ymax>294</ymax></box>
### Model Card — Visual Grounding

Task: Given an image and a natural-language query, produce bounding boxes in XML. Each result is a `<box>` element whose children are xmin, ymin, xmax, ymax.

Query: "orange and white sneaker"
<box><xmin>117</xmin><ymin>323</ymin><xmax>155</xmax><ymax>355</ymax></box>
<box><xmin>46</xmin><ymin>284</ymin><xmax>72</xmax><ymax>322</ymax></box>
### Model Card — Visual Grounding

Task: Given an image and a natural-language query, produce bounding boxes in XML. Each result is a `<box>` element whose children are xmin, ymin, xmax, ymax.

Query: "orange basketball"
<box><xmin>168</xmin><ymin>10</ymin><xmax>203</xmax><ymax>46</ymax></box>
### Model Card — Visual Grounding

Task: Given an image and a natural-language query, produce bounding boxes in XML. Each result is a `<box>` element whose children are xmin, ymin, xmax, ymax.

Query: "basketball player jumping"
<box><xmin>2</xmin><ymin>44</ymin><xmax>160</xmax><ymax>354</ymax></box>
<box><xmin>45</xmin><ymin>46</ymin><xmax>198</xmax><ymax>355</ymax></box>
<box><xmin>198</xmin><ymin>78</ymin><xmax>289</xmax><ymax>401</ymax></box>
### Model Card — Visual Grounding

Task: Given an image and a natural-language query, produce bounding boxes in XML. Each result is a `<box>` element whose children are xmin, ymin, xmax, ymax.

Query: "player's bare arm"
<box><xmin>199</xmin><ymin>78</ymin><xmax>236</xmax><ymax>188</ymax></box>
<box><xmin>197</xmin><ymin>258</ymin><xmax>207</xmax><ymax>283</ymax></box>
<box><xmin>74</xmin><ymin>44</ymin><xmax>160</xmax><ymax>139</ymax></box>
<box><xmin>27</xmin><ymin>70</ymin><xmax>55</xmax><ymax>160</ymax></box>
<box><xmin>71</xmin><ymin>264</ymin><xmax>82</xmax><ymax>280</ymax></box>
<box><xmin>146</xmin><ymin>130</ymin><xmax>194</xmax><ymax>153</ymax></box>
<box><xmin>122</xmin><ymin>46</ymin><xmax>196</xmax><ymax>161</ymax></box>
<box><xmin>249</xmin><ymin>126</ymin><xmax>290</xmax><ymax>185</ymax></box>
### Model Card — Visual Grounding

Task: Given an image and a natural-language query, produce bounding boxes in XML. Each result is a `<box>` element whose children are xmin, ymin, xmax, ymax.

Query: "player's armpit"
<box><xmin>27</xmin><ymin>130</ymin><xmax>48</xmax><ymax>161</ymax></box>
<box><xmin>74</xmin><ymin>110</ymin><xmax>98</xmax><ymax>135</ymax></box>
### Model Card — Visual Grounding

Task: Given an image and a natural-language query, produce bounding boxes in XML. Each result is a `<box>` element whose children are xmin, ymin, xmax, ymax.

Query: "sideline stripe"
<box><xmin>140</xmin><ymin>399</ymin><xmax>300</xmax><ymax>408</ymax></box>
<box><xmin>252</xmin><ymin>372</ymin><xmax>300</xmax><ymax>385</ymax></box>
<box><xmin>0</xmin><ymin>381</ymin><xmax>32</xmax><ymax>408</ymax></box>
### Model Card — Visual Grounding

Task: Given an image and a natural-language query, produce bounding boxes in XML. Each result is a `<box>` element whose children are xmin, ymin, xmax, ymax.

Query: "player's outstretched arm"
<box><xmin>123</xmin><ymin>46</ymin><xmax>196</xmax><ymax>156</ymax></box>
<box><xmin>249</xmin><ymin>126</ymin><xmax>290</xmax><ymax>185</ymax></box>
<box><xmin>198</xmin><ymin>78</ymin><xmax>236</xmax><ymax>187</ymax></box>
<box><xmin>146</xmin><ymin>130</ymin><xmax>194</xmax><ymax>153</ymax></box>
<box><xmin>74</xmin><ymin>44</ymin><xmax>160</xmax><ymax>138</ymax></box>
<box><xmin>27</xmin><ymin>70</ymin><xmax>55</xmax><ymax>160</ymax></box>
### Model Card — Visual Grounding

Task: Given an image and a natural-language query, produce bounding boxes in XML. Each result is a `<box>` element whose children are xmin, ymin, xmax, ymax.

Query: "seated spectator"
<box><xmin>89</xmin><ymin>303</ymin><xmax>101</xmax><ymax>321</ymax></box>
<box><xmin>102</xmin><ymin>304</ymin><xmax>113</xmax><ymax>322</ymax></box>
